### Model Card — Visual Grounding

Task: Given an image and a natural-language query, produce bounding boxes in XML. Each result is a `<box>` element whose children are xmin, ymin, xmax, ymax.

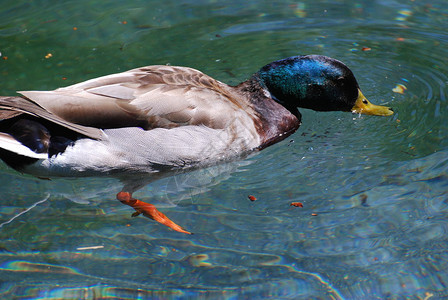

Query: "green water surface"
<box><xmin>0</xmin><ymin>0</ymin><xmax>447</xmax><ymax>299</ymax></box>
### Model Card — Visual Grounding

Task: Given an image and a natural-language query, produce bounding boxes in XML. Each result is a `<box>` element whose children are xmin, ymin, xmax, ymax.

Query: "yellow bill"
<box><xmin>351</xmin><ymin>90</ymin><xmax>393</xmax><ymax>116</ymax></box>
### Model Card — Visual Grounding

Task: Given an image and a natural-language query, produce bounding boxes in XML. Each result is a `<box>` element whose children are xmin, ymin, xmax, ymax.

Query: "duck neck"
<box><xmin>237</xmin><ymin>76</ymin><xmax>302</xmax><ymax>149</ymax></box>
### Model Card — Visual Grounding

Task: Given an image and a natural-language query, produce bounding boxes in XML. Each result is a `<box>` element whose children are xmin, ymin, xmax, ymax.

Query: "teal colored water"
<box><xmin>0</xmin><ymin>0</ymin><xmax>447</xmax><ymax>299</ymax></box>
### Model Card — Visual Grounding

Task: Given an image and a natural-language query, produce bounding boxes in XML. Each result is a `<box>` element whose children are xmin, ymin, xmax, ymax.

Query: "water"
<box><xmin>0</xmin><ymin>0</ymin><xmax>447</xmax><ymax>298</ymax></box>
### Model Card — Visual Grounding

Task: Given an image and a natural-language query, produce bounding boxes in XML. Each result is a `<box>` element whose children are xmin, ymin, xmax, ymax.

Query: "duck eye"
<box><xmin>362</xmin><ymin>99</ymin><xmax>368</xmax><ymax>105</ymax></box>
<box><xmin>336</xmin><ymin>77</ymin><xmax>345</xmax><ymax>86</ymax></box>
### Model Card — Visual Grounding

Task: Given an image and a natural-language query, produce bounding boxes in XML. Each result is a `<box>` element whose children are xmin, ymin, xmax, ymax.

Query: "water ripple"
<box><xmin>0</xmin><ymin>0</ymin><xmax>447</xmax><ymax>299</ymax></box>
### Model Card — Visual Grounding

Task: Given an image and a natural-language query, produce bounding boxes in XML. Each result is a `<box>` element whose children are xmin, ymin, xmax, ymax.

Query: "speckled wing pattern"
<box><xmin>18</xmin><ymin>65</ymin><xmax>255</xmax><ymax>132</ymax></box>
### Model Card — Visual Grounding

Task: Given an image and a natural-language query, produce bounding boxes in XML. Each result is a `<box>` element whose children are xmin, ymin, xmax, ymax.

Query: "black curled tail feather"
<box><xmin>9</xmin><ymin>119</ymin><xmax>51</xmax><ymax>153</ymax></box>
<box><xmin>0</xmin><ymin>96</ymin><xmax>85</xmax><ymax>170</ymax></box>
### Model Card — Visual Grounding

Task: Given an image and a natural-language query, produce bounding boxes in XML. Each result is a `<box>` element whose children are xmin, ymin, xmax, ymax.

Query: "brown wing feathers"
<box><xmin>0</xmin><ymin>96</ymin><xmax>105</xmax><ymax>140</ymax></box>
<box><xmin>1</xmin><ymin>66</ymin><xmax>249</xmax><ymax>140</ymax></box>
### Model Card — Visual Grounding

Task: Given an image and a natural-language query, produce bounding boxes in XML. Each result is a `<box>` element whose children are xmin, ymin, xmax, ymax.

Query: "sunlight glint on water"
<box><xmin>0</xmin><ymin>0</ymin><xmax>447</xmax><ymax>298</ymax></box>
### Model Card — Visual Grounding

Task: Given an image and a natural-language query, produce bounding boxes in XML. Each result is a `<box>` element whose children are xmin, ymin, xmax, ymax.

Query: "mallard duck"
<box><xmin>0</xmin><ymin>55</ymin><xmax>393</xmax><ymax>234</ymax></box>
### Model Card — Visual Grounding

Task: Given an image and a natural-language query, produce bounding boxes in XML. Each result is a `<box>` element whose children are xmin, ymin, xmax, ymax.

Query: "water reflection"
<box><xmin>0</xmin><ymin>0</ymin><xmax>447</xmax><ymax>298</ymax></box>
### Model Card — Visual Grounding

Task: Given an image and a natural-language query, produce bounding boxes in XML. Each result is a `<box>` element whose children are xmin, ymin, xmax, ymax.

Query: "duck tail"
<box><xmin>0</xmin><ymin>131</ymin><xmax>48</xmax><ymax>171</ymax></box>
<box><xmin>0</xmin><ymin>96</ymin><xmax>105</xmax><ymax>140</ymax></box>
<box><xmin>0</xmin><ymin>97</ymin><xmax>49</xmax><ymax>170</ymax></box>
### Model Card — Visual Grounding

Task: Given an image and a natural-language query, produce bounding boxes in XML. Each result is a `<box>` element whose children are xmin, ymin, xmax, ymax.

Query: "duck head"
<box><xmin>256</xmin><ymin>55</ymin><xmax>393</xmax><ymax>116</ymax></box>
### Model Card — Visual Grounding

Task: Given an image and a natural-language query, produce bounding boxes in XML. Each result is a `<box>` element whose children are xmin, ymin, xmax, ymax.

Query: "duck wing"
<box><xmin>18</xmin><ymin>65</ymin><xmax>251</xmax><ymax>131</ymax></box>
<box><xmin>0</xmin><ymin>96</ymin><xmax>105</xmax><ymax>140</ymax></box>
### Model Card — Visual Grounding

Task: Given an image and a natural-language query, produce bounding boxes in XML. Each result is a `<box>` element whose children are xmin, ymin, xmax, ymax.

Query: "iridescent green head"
<box><xmin>256</xmin><ymin>55</ymin><xmax>393</xmax><ymax>116</ymax></box>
